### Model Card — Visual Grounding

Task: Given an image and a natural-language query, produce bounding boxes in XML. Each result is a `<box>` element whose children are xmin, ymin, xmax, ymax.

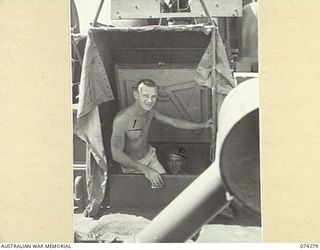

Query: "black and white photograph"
<box><xmin>71</xmin><ymin>0</ymin><xmax>260</xmax><ymax>243</ymax></box>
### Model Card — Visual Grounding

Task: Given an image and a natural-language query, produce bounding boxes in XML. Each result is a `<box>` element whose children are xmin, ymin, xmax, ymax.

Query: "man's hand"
<box><xmin>144</xmin><ymin>167</ymin><xmax>164</xmax><ymax>189</ymax></box>
<box><xmin>202</xmin><ymin>118</ymin><xmax>213</xmax><ymax>128</ymax></box>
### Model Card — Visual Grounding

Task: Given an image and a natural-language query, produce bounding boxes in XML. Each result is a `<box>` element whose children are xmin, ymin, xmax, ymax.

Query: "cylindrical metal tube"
<box><xmin>199</xmin><ymin>0</ymin><xmax>214</xmax><ymax>25</ymax></box>
<box><xmin>217</xmin><ymin>78</ymin><xmax>260</xmax><ymax>214</ymax></box>
<box><xmin>92</xmin><ymin>0</ymin><xmax>105</xmax><ymax>27</ymax></box>
<box><xmin>135</xmin><ymin>165</ymin><xmax>229</xmax><ymax>243</ymax></box>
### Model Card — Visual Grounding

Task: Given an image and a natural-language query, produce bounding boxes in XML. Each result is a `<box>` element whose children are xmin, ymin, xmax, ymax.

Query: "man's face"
<box><xmin>167</xmin><ymin>154</ymin><xmax>185</xmax><ymax>175</ymax></box>
<box><xmin>134</xmin><ymin>84</ymin><xmax>158</xmax><ymax>111</ymax></box>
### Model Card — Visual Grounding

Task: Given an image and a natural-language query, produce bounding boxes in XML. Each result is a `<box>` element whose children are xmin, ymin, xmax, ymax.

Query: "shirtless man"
<box><xmin>111</xmin><ymin>79</ymin><xmax>212</xmax><ymax>188</ymax></box>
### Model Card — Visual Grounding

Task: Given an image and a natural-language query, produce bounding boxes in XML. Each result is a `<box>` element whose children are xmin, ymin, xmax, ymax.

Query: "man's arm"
<box><xmin>153</xmin><ymin>110</ymin><xmax>213</xmax><ymax>130</ymax></box>
<box><xmin>111</xmin><ymin>115</ymin><xmax>164</xmax><ymax>188</ymax></box>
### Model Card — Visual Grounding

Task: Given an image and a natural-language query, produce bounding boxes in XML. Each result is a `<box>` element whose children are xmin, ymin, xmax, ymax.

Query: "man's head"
<box><xmin>133</xmin><ymin>79</ymin><xmax>159</xmax><ymax>111</ymax></box>
<box><xmin>167</xmin><ymin>153</ymin><xmax>186</xmax><ymax>175</ymax></box>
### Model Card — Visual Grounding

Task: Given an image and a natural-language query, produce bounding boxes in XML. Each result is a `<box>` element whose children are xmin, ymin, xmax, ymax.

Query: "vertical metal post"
<box><xmin>92</xmin><ymin>0</ymin><xmax>105</xmax><ymax>27</ymax></box>
<box><xmin>210</xmin><ymin>24</ymin><xmax>217</xmax><ymax>162</ymax></box>
<box><xmin>226</xmin><ymin>17</ymin><xmax>231</xmax><ymax>47</ymax></box>
<box><xmin>71</xmin><ymin>36</ymin><xmax>83</xmax><ymax>66</ymax></box>
<box><xmin>199</xmin><ymin>0</ymin><xmax>217</xmax><ymax>162</ymax></box>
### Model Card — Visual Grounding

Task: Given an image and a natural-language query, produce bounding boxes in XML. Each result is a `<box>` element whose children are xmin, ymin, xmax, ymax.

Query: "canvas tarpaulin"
<box><xmin>76</xmin><ymin>31</ymin><xmax>114</xmax><ymax>217</ymax></box>
<box><xmin>194</xmin><ymin>26</ymin><xmax>235</xmax><ymax>157</ymax></box>
<box><xmin>194</xmin><ymin>27</ymin><xmax>235</xmax><ymax>94</ymax></box>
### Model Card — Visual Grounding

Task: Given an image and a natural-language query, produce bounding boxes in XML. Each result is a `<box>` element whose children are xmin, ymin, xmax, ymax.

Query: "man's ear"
<box><xmin>133</xmin><ymin>90</ymin><xmax>139</xmax><ymax>100</ymax></box>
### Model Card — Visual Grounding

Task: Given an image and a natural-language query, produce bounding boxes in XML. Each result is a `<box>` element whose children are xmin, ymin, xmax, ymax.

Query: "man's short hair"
<box><xmin>136</xmin><ymin>79</ymin><xmax>158</xmax><ymax>93</ymax></box>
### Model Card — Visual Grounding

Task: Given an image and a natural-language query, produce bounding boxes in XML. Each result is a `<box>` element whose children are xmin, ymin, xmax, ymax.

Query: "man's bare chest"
<box><xmin>125</xmin><ymin>116</ymin><xmax>152</xmax><ymax>141</ymax></box>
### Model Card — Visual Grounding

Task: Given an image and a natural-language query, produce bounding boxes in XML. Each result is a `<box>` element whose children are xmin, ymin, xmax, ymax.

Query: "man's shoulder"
<box><xmin>114</xmin><ymin>108</ymin><xmax>131</xmax><ymax>124</ymax></box>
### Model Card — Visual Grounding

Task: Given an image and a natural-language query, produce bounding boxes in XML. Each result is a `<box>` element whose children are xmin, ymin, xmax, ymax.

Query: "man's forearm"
<box><xmin>154</xmin><ymin>110</ymin><xmax>211</xmax><ymax>130</ymax></box>
<box><xmin>181</xmin><ymin>120</ymin><xmax>205</xmax><ymax>129</ymax></box>
<box><xmin>169</xmin><ymin>118</ymin><xmax>205</xmax><ymax>130</ymax></box>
